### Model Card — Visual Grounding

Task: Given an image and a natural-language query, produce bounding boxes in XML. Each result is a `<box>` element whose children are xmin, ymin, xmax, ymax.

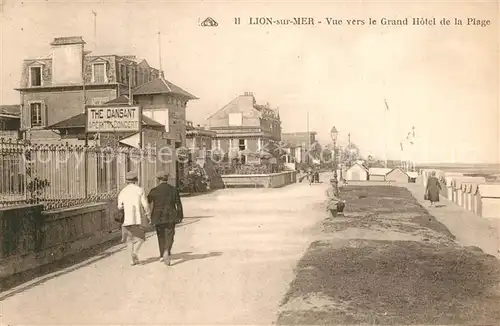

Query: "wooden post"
<box><xmin>138</xmin><ymin>105</ymin><xmax>143</xmax><ymax>187</ymax></box>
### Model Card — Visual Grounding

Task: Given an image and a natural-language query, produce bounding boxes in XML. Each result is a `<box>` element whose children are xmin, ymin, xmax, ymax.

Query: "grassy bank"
<box><xmin>277</xmin><ymin>185</ymin><xmax>500</xmax><ymax>325</ymax></box>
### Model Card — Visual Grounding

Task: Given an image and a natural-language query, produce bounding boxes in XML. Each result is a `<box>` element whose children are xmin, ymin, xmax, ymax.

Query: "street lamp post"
<box><xmin>330</xmin><ymin>126</ymin><xmax>339</xmax><ymax>193</ymax></box>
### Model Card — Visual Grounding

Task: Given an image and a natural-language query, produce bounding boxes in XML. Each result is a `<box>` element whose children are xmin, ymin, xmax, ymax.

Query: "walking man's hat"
<box><xmin>156</xmin><ymin>170</ymin><xmax>170</xmax><ymax>180</ymax></box>
<box><xmin>126</xmin><ymin>171</ymin><xmax>138</xmax><ymax>181</ymax></box>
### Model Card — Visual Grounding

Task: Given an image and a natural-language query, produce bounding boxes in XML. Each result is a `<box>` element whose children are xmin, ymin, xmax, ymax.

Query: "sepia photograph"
<box><xmin>0</xmin><ymin>0</ymin><xmax>499</xmax><ymax>324</ymax></box>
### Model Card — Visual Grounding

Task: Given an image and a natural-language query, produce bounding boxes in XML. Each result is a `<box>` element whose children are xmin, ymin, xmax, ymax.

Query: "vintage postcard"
<box><xmin>0</xmin><ymin>0</ymin><xmax>499</xmax><ymax>325</ymax></box>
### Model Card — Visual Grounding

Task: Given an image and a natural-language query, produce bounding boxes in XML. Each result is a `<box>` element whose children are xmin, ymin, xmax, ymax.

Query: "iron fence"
<box><xmin>0</xmin><ymin>138</ymin><xmax>158</xmax><ymax>210</ymax></box>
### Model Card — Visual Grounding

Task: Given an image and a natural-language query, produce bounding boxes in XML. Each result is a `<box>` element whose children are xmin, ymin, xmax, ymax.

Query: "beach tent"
<box><xmin>386</xmin><ymin>167</ymin><xmax>410</xmax><ymax>183</ymax></box>
<box><xmin>368</xmin><ymin>168</ymin><xmax>391</xmax><ymax>181</ymax></box>
<box><xmin>475</xmin><ymin>184</ymin><xmax>500</xmax><ymax>218</ymax></box>
<box><xmin>451</xmin><ymin>177</ymin><xmax>486</xmax><ymax>206</ymax></box>
<box><xmin>345</xmin><ymin>163</ymin><xmax>368</xmax><ymax>181</ymax></box>
<box><xmin>463</xmin><ymin>183</ymin><xmax>475</xmax><ymax>212</ymax></box>
<box><xmin>470</xmin><ymin>184</ymin><xmax>480</xmax><ymax>214</ymax></box>
<box><xmin>407</xmin><ymin>171</ymin><xmax>418</xmax><ymax>183</ymax></box>
<box><xmin>457</xmin><ymin>181</ymin><xmax>467</xmax><ymax>207</ymax></box>
<box><xmin>465</xmin><ymin>183</ymin><xmax>481</xmax><ymax>213</ymax></box>
<box><xmin>442</xmin><ymin>173</ymin><xmax>464</xmax><ymax>199</ymax></box>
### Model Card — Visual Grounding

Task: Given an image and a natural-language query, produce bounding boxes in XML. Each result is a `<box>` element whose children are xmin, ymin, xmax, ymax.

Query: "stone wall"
<box><xmin>221</xmin><ymin>171</ymin><xmax>297</xmax><ymax>188</ymax></box>
<box><xmin>0</xmin><ymin>199</ymin><xmax>122</xmax><ymax>281</ymax></box>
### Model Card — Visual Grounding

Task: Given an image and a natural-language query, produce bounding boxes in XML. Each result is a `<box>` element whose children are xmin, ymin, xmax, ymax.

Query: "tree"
<box><xmin>340</xmin><ymin>143</ymin><xmax>361</xmax><ymax>167</ymax></box>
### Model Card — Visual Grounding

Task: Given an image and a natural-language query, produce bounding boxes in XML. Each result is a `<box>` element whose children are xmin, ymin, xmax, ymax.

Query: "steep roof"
<box><xmin>50</xmin><ymin>36</ymin><xmax>85</xmax><ymax>46</ymax></box>
<box><xmin>46</xmin><ymin>113</ymin><xmax>163</xmax><ymax>129</ymax></box>
<box><xmin>0</xmin><ymin>105</ymin><xmax>21</xmax><ymax>117</ymax></box>
<box><xmin>132</xmin><ymin>77</ymin><xmax>198</xmax><ymax>99</ymax></box>
<box><xmin>206</xmin><ymin>93</ymin><xmax>261</xmax><ymax>120</ymax></box>
<box><xmin>346</xmin><ymin>162</ymin><xmax>369</xmax><ymax>173</ymax></box>
<box><xmin>105</xmin><ymin>95</ymin><xmax>130</xmax><ymax>105</ymax></box>
<box><xmin>387</xmin><ymin>167</ymin><xmax>409</xmax><ymax>176</ymax></box>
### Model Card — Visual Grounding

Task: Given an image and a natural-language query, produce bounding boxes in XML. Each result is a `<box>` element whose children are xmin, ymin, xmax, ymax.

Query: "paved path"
<box><xmin>403</xmin><ymin>182</ymin><xmax>500</xmax><ymax>258</ymax></box>
<box><xmin>0</xmin><ymin>178</ymin><xmax>329</xmax><ymax>325</ymax></box>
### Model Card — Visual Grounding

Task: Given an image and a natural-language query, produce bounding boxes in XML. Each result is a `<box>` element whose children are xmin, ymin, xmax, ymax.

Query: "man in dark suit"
<box><xmin>147</xmin><ymin>170</ymin><xmax>184</xmax><ymax>266</ymax></box>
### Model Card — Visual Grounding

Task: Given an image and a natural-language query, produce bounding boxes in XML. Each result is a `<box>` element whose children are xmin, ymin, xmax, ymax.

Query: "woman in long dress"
<box><xmin>425</xmin><ymin>171</ymin><xmax>441</xmax><ymax>207</ymax></box>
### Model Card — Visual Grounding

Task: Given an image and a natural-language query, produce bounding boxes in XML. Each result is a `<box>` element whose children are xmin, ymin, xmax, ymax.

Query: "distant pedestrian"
<box><xmin>147</xmin><ymin>171</ymin><xmax>184</xmax><ymax>266</ymax></box>
<box><xmin>307</xmin><ymin>167</ymin><xmax>313</xmax><ymax>185</ymax></box>
<box><xmin>425</xmin><ymin>171</ymin><xmax>441</xmax><ymax>207</ymax></box>
<box><xmin>118</xmin><ymin>171</ymin><xmax>151</xmax><ymax>266</ymax></box>
<box><xmin>313</xmin><ymin>168</ymin><xmax>320</xmax><ymax>183</ymax></box>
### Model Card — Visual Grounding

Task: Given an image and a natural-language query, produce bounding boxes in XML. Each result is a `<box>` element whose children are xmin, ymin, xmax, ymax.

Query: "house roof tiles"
<box><xmin>47</xmin><ymin>112</ymin><xmax>163</xmax><ymax>129</ymax></box>
<box><xmin>0</xmin><ymin>105</ymin><xmax>20</xmax><ymax>117</ymax></box>
<box><xmin>132</xmin><ymin>77</ymin><xmax>198</xmax><ymax>99</ymax></box>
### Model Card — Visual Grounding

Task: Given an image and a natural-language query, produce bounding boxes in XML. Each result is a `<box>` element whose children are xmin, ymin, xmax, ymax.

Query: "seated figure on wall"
<box><xmin>326</xmin><ymin>178</ymin><xmax>346</xmax><ymax>217</ymax></box>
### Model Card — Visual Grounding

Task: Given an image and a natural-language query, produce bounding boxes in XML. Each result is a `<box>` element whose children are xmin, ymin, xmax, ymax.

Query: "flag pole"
<box><xmin>384</xmin><ymin>99</ymin><xmax>388</xmax><ymax>168</ymax></box>
<box><xmin>411</xmin><ymin>126</ymin><xmax>416</xmax><ymax>172</ymax></box>
<box><xmin>158</xmin><ymin>31</ymin><xmax>164</xmax><ymax>78</ymax></box>
<box><xmin>92</xmin><ymin>10</ymin><xmax>97</xmax><ymax>50</ymax></box>
<box><xmin>306</xmin><ymin>109</ymin><xmax>309</xmax><ymax>166</ymax></box>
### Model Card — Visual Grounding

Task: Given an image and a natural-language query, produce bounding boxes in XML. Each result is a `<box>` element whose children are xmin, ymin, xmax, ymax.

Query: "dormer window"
<box><xmin>30</xmin><ymin>66</ymin><xmax>42</xmax><ymax>86</ymax></box>
<box><xmin>92</xmin><ymin>62</ymin><xmax>107</xmax><ymax>83</ymax></box>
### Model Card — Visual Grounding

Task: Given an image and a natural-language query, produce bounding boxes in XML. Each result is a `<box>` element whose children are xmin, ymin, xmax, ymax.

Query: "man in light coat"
<box><xmin>118</xmin><ymin>171</ymin><xmax>151</xmax><ymax>265</ymax></box>
<box><xmin>147</xmin><ymin>170</ymin><xmax>183</xmax><ymax>266</ymax></box>
<box><xmin>326</xmin><ymin>178</ymin><xmax>345</xmax><ymax>218</ymax></box>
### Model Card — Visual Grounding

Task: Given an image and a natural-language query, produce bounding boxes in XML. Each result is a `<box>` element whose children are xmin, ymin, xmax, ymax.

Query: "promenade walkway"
<box><xmin>403</xmin><ymin>182</ymin><xmax>500</xmax><ymax>257</ymax></box>
<box><xmin>0</xmin><ymin>177</ymin><xmax>329</xmax><ymax>325</ymax></box>
<box><xmin>2</xmin><ymin>176</ymin><xmax>499</xmax><ymax>325</ymax></box>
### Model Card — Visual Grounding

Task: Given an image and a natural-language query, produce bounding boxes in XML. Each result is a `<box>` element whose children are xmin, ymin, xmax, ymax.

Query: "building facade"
<box><xmin>186</xmin><ymin>121</ymin><xmax>215</xmax><ymax>152</ymax></box>
<box><xmin>16</xmin><ymin>36</ymin><xmax>198</xmax><ymax>187</ymax></box>
<box><xmin>133</xmin><ymin>77</ymin><xmax>198</xmax><ymax>147</ymax></box>
<box><xmin>16</xmin><ymin>36</ymin><xmax>160</xmax><ymax>142</ymax></box>
<box><xmin>0</xmin><ymin>105</ymin><xmax>21</xmax><ymax>139</ymax></box>
<box><xmin>207</xmin><ymin>92</ymin><xmax>282</xmax><ymax>164</ymax></box>
<box><xmin>281</xmin><ymin>131</ymin><xmax>317</xmax><ymax>164</ymax></box>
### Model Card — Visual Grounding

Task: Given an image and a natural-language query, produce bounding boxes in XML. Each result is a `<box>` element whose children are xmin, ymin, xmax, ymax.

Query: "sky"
<box><xmin>0</xmin><ymin>0</ymin><xmax>498</xmax><ymax>163</ymax></box>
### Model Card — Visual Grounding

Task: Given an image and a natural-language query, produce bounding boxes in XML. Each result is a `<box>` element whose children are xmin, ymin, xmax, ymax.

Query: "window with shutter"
<box><xmin>29</xmin><ymin>102</ymin><xmax>44</xmax><ymax>127</ymax></box>
<box><xmin>30</xmin><ymin>67</ymin><xmax>42</xmax><ymax>87</ymax></box>
<box><xmin>92</xmin><ymin>63</ymin><xmax>106</xmax><ymax>83</ymax></box>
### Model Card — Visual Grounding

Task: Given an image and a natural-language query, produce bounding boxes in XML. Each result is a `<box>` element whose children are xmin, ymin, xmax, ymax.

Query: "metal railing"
<box><xmin>0</xmin><ymin>138</ymin><xmax>158</xmax><ymax>210</ymax></box>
